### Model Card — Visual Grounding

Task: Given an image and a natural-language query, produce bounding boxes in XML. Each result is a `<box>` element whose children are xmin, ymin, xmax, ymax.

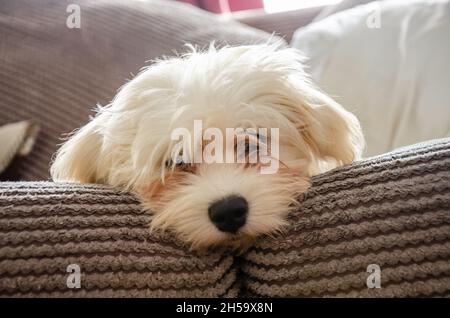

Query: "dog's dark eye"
<box><xmin>244</xmin><ymin>134</ymin><xmax>260</xmax><ymax>153</ymax></box>
<box><xmin>165</xmin><ymin>159</ymin><xmax>188</xmax><ymax>169</ymax></box>
<box><xmin>244</xmin><ymin>142</ymin><xmax>250</xmax><ymax>153</ymax></box>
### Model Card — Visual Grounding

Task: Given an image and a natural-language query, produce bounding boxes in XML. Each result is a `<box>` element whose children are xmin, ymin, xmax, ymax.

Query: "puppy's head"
<box><xmin>51</xmin><ymin>44</ymin><xmax>364</xmax><ymax>250</ymax></box>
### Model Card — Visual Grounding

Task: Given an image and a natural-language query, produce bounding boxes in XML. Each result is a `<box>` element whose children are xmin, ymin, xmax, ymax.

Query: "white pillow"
<box><xmin>291</xmin><ymin>0</ymin><xmax>450</xmax><ymax>156</ymax></box>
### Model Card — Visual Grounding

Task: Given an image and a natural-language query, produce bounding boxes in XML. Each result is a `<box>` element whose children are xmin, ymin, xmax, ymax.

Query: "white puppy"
<box><xmin>51</xmin><ymin>44</ymin><xmax>364</xmax><ymax>250</ymax></box>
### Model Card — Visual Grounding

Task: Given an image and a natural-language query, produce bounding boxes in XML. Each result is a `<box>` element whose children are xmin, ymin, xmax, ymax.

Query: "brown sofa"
<box><xmin>1</xmin><ymin>0</ymin><xmax>449</xmax><ymax>297</ymax></box>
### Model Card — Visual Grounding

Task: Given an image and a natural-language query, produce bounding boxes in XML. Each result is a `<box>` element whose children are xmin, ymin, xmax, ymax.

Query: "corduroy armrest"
<box><xmin>0</xmin><ymin>183</ymin><xmax>238</xmax><ymax>297</ymax></box>
<box><xmin>242</xmin><ymin>138</ymin><xmax>450</xmax><ymax>297</ymax></box>
<box><xmin>1</xmin><ymin>138</ymin><xmax>449</xmax><ymax>297</ymax></box>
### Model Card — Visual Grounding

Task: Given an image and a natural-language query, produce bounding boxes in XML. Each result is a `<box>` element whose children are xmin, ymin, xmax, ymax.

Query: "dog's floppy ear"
<box><xmin>250</xmin><ymin>45</ymin><xmax>364</xmax><ymax>168</ymax></box>
<box><xmin>50</xmin><ymin>118</ymin><xmax>103</xmax><ymax>183</ymax></box>
<box><xmin>286</xmin><ymin>86</ymin><xmax>365</xmax><ymax>167</ymax></box>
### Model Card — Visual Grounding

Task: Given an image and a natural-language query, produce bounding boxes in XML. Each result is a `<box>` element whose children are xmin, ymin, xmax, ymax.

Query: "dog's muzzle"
<box><xmin>208</xmin><ymin>195</ymin><xmax>248</xmax><ymax>233</ymax></box>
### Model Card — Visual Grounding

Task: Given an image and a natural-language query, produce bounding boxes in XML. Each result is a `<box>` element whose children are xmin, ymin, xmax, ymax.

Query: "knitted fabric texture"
<box><xmin>1</xmin><ymin>138</ymin><xmax>449</xmax><ymax>297</ymax></box>
<box><xmin>242</xmin><ymin>138</ymin><xmax>450</xmax><ymax>297</ymax></box>
<box><xmin>0</xmin><ymin>183</ymin><xmax>238</xmax><ymax>297</ymax></box>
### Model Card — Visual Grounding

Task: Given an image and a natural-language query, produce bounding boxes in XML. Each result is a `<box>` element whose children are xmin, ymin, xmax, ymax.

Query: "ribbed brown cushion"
<box><xmin>242</xmin><ymin>138</ymin><xmax>450</xmax><ymax>297</ymax></box>
<box><xmin>0</xmin><ymin>182</ymin><xmax>238</xmax><ymax>297</ymax></box>
<box><xmin>0</xmin><ymin>0</ymin><xmax>279</xmax><ymax>181</ymax></box>
<box><xmin>1</xmin><ymin>138</ymin><xmax>449</xmax><ymax>297</ymax></box>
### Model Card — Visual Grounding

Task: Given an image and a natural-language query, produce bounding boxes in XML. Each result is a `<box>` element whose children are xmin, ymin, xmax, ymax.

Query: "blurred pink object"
<box><xmin>176</xmin><ymin>0</ymin><xmax>263</xmax><ymax>13</ymax></box>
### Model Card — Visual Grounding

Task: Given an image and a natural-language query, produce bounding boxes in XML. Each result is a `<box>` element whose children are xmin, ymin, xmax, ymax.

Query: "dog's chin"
<box><xmin>190</xmin><ymin>232</ymin><xmax>257</xmax><ymax>254</ymax></box>
<box><xmin>145</xmin><ymin>201</ymin><xmax>293</xmax><ymax>253</ymax></box>
<box><xmin>148</xmin><ymin>221</ymin><xmax>267</xmax><ymax>253</ymax></box>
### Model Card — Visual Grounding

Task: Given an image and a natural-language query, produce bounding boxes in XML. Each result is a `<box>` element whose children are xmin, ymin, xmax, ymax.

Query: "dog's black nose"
<box><xmin>208</xmin><ymin>195</ymin><xmax>248</xmax><ymax>233</ymax></box>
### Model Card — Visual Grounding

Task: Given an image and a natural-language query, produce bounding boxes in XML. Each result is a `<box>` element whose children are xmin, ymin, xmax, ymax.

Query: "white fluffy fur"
<box><xmin>51</xmin><ymin>43</ymin><xmax>364</xmax><ymax>250</ymax></box>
